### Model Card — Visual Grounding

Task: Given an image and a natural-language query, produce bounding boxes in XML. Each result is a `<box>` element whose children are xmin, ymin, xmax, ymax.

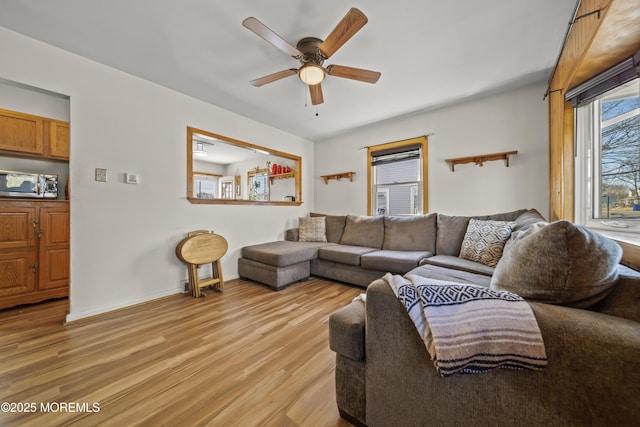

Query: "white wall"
<box><xmin>0</xmin><ymin>27</ymin><xmax>314</xmax><ymax>321</ymax></box>
<box><xmin>314</xmin><ymin>83</ymin><xmax>549</xmax><ymax>217</ymax></box>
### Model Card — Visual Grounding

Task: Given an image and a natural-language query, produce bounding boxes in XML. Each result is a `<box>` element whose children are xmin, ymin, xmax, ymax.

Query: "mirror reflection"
<box><xmin>187</xmin><ymin>127</ymin><xmax>301</xmax><ymax>205</ymax></box>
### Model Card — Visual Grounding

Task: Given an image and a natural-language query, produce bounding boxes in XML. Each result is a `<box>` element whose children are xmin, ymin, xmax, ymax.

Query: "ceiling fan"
<box><xmin>242</xmin><ymin>7</ymin><xmax>381</xmax><ymax>105</ymax></box>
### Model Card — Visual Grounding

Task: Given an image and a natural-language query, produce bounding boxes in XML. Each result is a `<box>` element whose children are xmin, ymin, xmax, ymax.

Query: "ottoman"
<box><xmin>238</xmin><ymin>240</ymin><xmax>334</xmax><ymax>290</ymax></box>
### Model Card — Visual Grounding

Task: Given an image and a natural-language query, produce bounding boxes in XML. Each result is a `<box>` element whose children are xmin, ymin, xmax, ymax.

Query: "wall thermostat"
<box><xmin>125</xmin><ymin>173</ymin><xmax>140</xmax><ymax>184</ymax></box>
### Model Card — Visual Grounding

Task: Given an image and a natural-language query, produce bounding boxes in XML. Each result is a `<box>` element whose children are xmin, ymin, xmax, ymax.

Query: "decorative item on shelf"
<box><xmin>272</xmin><ymin>163</ymin><xmax>278</xmax><ymax>175</ymax></box>
<box><xmin>320</xmin><ymin>171</ymin><xmax>356</xmax><ymax>184</ymax></box>
<box><xmin>444</xmin><ymin>151</ymin><xmax>518</xmax><ymax>172</ymax></box>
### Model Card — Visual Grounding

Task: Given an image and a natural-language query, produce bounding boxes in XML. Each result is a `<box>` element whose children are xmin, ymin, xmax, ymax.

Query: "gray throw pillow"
<box><xmin>382</xmin><ymin>213</ymin><xmax>437</xmax><ymax>251</ymax></box>
<box><xmin>340</xmin><ymin>215</ymin><xmax>384</xmax><ymax>248</ymax></box>
<box><xmin>490</xmin><ymin>220</ymin><xmax>622</xmax><ymax>308</ymax></box>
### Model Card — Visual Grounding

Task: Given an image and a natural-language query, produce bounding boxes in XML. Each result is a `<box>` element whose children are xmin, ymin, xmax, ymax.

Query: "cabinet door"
<box><xmin>0</xmin><ymin>108</ymin><xmax>44</xmax><ymax>155</ymax></box>
<box><xmin>0</xmin><ymin>249</ymin><xmax>36</xmax><ymax>297</ymax></box>
<box><xmin>38</xmin><ymin>206</ymin><xmax>70</xmax><ymax>290</ymax></box>
<box><xmin>0</xmin><ymin>206</ymin><xmax>36</xmax><ymax>250</ymax></box>
<box><xmin>46</xmin><ymin>120</ymin><xmax>70</xmax><ymax>159</ymax></box>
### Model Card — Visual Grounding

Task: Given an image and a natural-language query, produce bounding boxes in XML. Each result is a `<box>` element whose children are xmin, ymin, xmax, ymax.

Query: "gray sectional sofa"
<box><xmin>238</xmin><ymin>209</ymin><xmax>535</xmax><ymax>290</ymax></box>
<box><xmin>239</xmin><ymin>209</ymin><xmax>640</xmax><ymax>426</ymax></box>
<box><xmin>327</xmin><ymin>216</ymin><xmax>640</xmax><ymax>427</ymax></box>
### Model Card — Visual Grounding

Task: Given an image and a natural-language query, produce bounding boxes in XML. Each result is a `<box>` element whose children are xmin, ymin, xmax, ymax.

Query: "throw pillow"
<box><xmin>298</xmin><ymin>216</ymin><xmax>327</xmax><ymax>242</ymax></box>
<box><xmin>459</xmin><ymin>219</ymin><xmax>515</xmax><ymax>267</ymax></box>
<box><xmin>490</xmin><ymin>220</ymin><xmax>622</xmax><ymax>308</ymax></box>
<box><xmin>340</xmin><ymin>215</ymin><xmax>385</xmax><ymax>248</ymax></box>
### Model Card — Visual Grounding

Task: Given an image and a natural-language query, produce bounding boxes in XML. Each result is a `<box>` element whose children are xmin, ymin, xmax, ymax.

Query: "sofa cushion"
<box><xmin>504</xmin><ymin>220</ymin><xmax>548</xmax><ymax>253</ymax></box>
<box><xmin>310</xmin><ymin>213</ymin><xmax>347</xmax><ymax>243</ymax></box>
<box><xmin>241</xmin><ymin>241</ymin><xmax>332</xmax><ymax>267</ymax></box>
<box><xmin>419</xmin><ymin>254</ymin><xmax>495</xmax><ymax>277</ymax></box>
<box><xmin>435</xmin><ymin>209</ymin><xmax>527</xmax><ymax>256</ymax></box>
<box><xmin>490</xmin><ymin>220</ymin><xmax>623</xmax><ymax>308</ymax></box>
<box><xmin>512</xmin><ymin>208</ymin><xmax>547</xmax><ymax>233</ymax></box>
<box><xmin>361</xmin><ymin>250</ymin><xmax>433</xmax><ymax>274</ymax></box>
<box><xmin>382</xmin><ymin>214</ymin><xmax>437</xmax><ymax>252</ymax></box>
<box><xmin>435</xmin><ymin>214</ymin><xmax>471</xmax><ymax>256</ymax></box>
<box><xmin>318</xmin><ymin>245</ymin><xmax>378</xmax><ymax>266</ymax></box>
<box><xmin>340</xmin><ymin>215</ymin><xmax>385</xmax><ymax>248</ymax></box>
<box><xmin>483</xmin><ymin>208</ymin><xmax>528</xmax><ymax>222</ymax></box>
<box><xmin>459</xmin><ymin>219</ymin><xmax>515</xmax><ymax>267</ymax></box>
<box><xmin>408</xmin><ymin>263</ymin><xmax>492</xmax><ymax>286</ymax></box>
<box><xmin>298</xmin><ymin>216</ymin><xmax>327</xmax><ymax>242</ymax></box>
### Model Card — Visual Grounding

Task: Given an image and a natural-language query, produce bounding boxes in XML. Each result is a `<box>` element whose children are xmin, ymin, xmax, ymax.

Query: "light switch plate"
<box><xmin>95</xmin><ymin>168</ymin><xmax>107</xmax><ymax>182</ymax></box>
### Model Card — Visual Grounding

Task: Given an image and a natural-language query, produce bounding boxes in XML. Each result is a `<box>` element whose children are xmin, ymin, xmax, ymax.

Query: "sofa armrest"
<box><xmin>592</xmin><ymin>265</ymin><xmax>640</xmax><ymax>322</ymax></box>
<box><xmin>329</xmin><ymin>299</ymin><xmax>366</xmax><ymax>361</ymax></box>
<box><xmin>364</xmin><ymin>278</ymin><xmax>640</xmax><ymax>426</ymax></box>
<box><xmin>285</xmin><ymin>228</ymin><xmax>299</xmax><ymax>241</ymax></box>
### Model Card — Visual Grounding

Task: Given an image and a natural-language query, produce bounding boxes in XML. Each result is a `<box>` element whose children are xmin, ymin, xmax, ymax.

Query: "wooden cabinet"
<box><xmin>0</xmin><ymin>108</ymin><xmax>44</xmax><ymax>155</ymax></box>
<box><xmin>0</xmin><ymin>108</ymin><xmax>69</xmax><ymax>160</ymax></box>
<box><xmin>0</xmin><ymin>200</ymin><xmax>69</xmax><ymax>309</ymax></box>
<box><xmin>38</xmin><ymin>206</ymin><xmax>70</xmax><ymax>290</ymax></box>
<box><xmin>45</xmin><ymin>120</ymin><xmax>70</xmax><ymax>159</ymax></box>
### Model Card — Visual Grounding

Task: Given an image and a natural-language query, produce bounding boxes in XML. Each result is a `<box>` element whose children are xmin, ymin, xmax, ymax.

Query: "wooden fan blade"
<box><xmin>242</xmin><ymin>17</ymin><xmax>302</xmax><ymax>58</ymax></box>
<box><xmin>319</xmin><ymin>8</ymin><xmax>368</xmax><ymax>58</ymax></box>
<box><xmin>250</xmin><ymin>69</ymin><xmax>297</xmax><ymax>87</ymax></box>
<box><xmin>326</xmin><ymin>65</ymin><xmax>381</xmax><ymax>84</ymax></box>
<box><xmin>309</xmin><ymin>83</ymin><xmax>324</xmax><ymax>105</ymax></box>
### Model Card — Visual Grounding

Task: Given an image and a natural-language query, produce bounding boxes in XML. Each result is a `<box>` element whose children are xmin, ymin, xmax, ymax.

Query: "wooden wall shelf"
<box><xmin>445</xmin><ymin>150</ymin><xmax>518</xmax><ymax>172</ymax></box>
<box><xmin>268</xmin><ymin>172</ymin><xmax>295</xmax><ymax>184</ymax></box>
<box><xmin>321</xmin><ymin>172</ymin><xmax>355</xmax><ymax>184</ymax></box>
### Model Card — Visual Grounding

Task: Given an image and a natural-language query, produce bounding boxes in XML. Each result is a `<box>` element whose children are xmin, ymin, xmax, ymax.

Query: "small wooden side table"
<box><xmin>175</xmin><ymin>230</ymin><xmax>228</xmax><ymax>297</ymax></box>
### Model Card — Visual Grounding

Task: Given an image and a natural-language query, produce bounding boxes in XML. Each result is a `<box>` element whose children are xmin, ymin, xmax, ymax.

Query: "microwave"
<box><xmin>0</xmin><ymin>170</ymin><xmax>58</xmax><ymax>199</ymax></box>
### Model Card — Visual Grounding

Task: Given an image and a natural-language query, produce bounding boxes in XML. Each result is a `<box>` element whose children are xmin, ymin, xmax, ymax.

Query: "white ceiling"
<box><xmin>0</xmin><ymin>0</ymin><xmax>577</xmax><ymax>141</ymax></box>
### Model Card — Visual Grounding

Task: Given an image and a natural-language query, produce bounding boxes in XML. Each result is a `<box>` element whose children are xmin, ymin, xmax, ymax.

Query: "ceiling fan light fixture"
<box><xmin>299</xmin><ymin>63</ymin><xmax>325</xmax><ymax>85</ymax></box>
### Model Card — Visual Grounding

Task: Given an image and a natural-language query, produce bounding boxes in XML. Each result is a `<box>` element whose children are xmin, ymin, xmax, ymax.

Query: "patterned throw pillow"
<box><xmin>298</xmin><ymin>216</ymin><xmax>327</xmax><ymax>242</ymax></box>
<box><xmin>459</xmin><ymin>219</ymin><xmax>515</xmax><ymax>267</ymax></box>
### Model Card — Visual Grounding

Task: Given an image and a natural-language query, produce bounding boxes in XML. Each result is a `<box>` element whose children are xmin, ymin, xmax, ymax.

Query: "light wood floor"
<box><xmin>0</xmin><ymin>278</ymin><xmax>363</xmax><ymax>426</ymax></box>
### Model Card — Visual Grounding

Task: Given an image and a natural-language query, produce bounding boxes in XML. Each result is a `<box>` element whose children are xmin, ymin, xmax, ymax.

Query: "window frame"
<box><xmin>367</xmin><ymin>136</ymin><xmax>428</xmax><ymax>216</ymax></box>
<box><xmin>574</xmin><ymin>77</ymin><xmax>640</xmax><ymax>235</ymax></box>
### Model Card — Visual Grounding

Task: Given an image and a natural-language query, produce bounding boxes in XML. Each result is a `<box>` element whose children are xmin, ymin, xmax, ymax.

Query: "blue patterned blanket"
<box><xmin>384</xmin><ymin>273</ymin><xmax>547</xmax><ymax>376</ymax></box>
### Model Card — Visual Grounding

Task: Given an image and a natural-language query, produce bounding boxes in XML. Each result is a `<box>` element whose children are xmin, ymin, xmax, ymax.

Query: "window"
<box><xmin>574</xmin><ymin>76</ymin><xmax>640</xmax><ymax>233</ymax></box>
<box><xmin>368</xmin><ymin>136</ymin><xmax>428</xmax><ymax>215</ymax></box>
<box><xmin>193</xmin><ymin>172</ymin><xmax>220</xmax><ymax>199</ymax></box>
<box><xmin>248</xmin><ymin>169</ymin><xmax>269</xmax><ymax>201</ymax></box>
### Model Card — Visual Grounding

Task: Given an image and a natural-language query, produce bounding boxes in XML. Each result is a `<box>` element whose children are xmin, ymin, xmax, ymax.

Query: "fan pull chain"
<box><xmin>302</xmin><ymin>87</ymin><xmax>319</xmax><ymax>116</ymax></box>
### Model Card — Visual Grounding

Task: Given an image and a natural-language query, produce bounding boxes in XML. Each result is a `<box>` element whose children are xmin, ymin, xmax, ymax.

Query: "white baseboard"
<box><xmin>65</xmin><ymin>286</ymin><xmax>182</xmax><ymax>323</ymax></box>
